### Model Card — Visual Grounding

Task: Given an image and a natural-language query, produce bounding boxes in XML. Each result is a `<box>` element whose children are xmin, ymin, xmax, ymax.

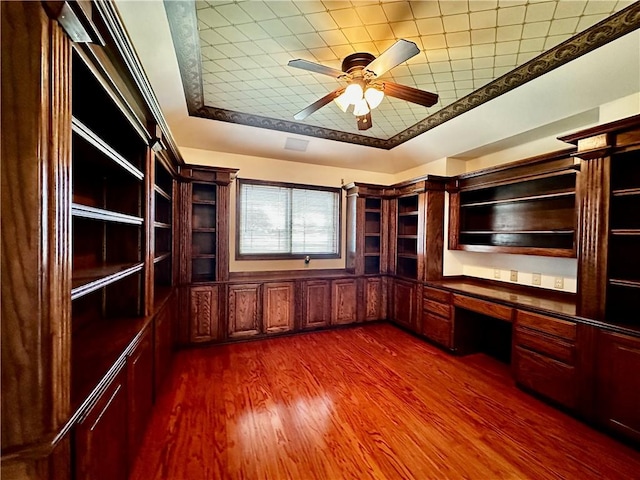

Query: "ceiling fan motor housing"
<box><xmin>342</xmin><ymin>52</ymin><xmax>376</xmax><ymax>75</ymax></box>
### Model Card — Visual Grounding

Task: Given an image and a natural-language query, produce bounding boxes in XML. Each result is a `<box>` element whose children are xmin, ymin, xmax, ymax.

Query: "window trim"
<box><xmin>235</xmin><ymin>179</ymin><xmax>342</xmax><ymax>260</ymax></box>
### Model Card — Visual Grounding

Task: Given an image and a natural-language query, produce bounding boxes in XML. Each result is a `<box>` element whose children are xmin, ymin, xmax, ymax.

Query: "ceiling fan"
<box><xmin>287</xmin><ymin>39</ymin><xmax>438</xmax><ymax>131</ymax></box>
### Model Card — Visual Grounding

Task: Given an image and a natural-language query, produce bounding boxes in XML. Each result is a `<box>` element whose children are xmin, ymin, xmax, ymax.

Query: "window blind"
<box><xmin>238</xmin><ymin>181</ymin><xmax>339</xmax><ymax>257</ymax></box>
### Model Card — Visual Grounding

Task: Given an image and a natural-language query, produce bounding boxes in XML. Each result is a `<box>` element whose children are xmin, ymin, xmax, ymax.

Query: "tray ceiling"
<box><xmin>165</xmin><ymin>0</ymin><xmax>639</xmax><ymax>149</ymax></box>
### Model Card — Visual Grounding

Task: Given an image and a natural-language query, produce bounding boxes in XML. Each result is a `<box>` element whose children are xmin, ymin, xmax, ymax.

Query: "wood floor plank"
<box><xmin>131</xmin><ymin>324</ymin><xmax>640</xmax><ymax>479</ymax></box>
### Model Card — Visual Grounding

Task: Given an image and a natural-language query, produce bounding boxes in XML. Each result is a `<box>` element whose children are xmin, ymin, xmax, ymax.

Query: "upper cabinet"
<box><xmin>448</xmin><ymin>150</ymin><xmax>579</xmax><ymax>258</ymax></box>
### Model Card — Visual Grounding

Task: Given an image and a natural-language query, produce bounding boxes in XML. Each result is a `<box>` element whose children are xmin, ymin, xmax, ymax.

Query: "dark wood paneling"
<box><xmin>263</xmin><ymin>282</ymin><xmax>295</xmax><ymax>334</ymax></box>
<box><xmin>424</xmin><ymin>190</ymin><xmax>445</xmax><ymax>281</ymax></box>
<box><xmin>1</xmin><ymin>1</ymin><xmax>72</xmax><ymax>452</ymax></box>
<box><xmin>155</xmin><ymin>294</ymin><xmax>175</xmax><ymax>393</ymax></box>
<box><xmin>301</xmin><ymin>280</ymin><xmax>331</xmax><ymax>329</ymax></box>
<box><xmin>75</xmin><ymin>368</ymin><xmax>128</xmax><ymax>480</ymax></box>
<box><xmin>596</xmin><ymin>331</ymin><xmax>640</xmax><ymax>442</ymax></box>
<box><xmin>331</xmin><ymin>279</ymin><xmax>358</xmax><ymax>325</ymax></box>
<box><xmin>576</xmin><ymin>157</ymin><xmax>610</xmax><ymax>320</ymax></box>
<box><xmin>228</xmin><ymin>284</ymin><xmax>261</xmax><ymax>338</ymax></box>
<box><xmin>189</xmin><ymin>285</ymin><xmax>219</xmax><ymax>343</ymax></box>
<box><xmin>127</xmin><ymin>328</ymin><xmax>153</xmax><ymax>465</ymax></box>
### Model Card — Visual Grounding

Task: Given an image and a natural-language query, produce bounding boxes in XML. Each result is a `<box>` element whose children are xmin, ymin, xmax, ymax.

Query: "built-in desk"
<box><xmin>425</xmin><ymin>277</ymin><xmax>576</xmax><ymax>320</ymax></box>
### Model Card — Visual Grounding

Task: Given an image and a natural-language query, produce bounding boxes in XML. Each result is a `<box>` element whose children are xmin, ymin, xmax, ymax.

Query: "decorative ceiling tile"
<box><xmin>357</xmin><ymin>4</ymin><xmax>388</xmax><ymax>24</ymax></box>
<box><xmin>165</xmin><ymin>0</ymin><xmax>640</xmax><ymax>148</ymax></box>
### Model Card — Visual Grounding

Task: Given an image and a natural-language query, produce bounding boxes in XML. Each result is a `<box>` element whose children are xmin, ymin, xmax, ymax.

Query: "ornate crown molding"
<box><xmin>165</xmin><ymin>1</ymin><xmax>640</xmax><ymax>150</ymax></box>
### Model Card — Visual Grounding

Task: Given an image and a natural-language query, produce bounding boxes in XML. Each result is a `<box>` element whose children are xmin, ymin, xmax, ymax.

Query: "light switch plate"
<box><xmin>510</xmin><ymin>270</ymin><xmax>518</xmax><ymax>282</ymax></box>
<box><xmin>532</xmin><ymin>273</ymin><xmax>541</xmax><ymax>286</ymax></box>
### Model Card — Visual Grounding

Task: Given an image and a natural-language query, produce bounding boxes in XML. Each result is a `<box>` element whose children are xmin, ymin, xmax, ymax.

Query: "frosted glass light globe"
<box><xmin>344</xmin><ymin>83</ymin><xmax>364</xmax><ymax>105</ymax></box>
<box><xmin>364</xmin><ymin>87</ymin><xmax>384</xmax><ymax>109</ymax></box>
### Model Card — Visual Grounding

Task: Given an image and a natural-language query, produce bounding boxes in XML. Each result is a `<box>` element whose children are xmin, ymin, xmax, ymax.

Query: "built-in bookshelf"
<box><xmin>396</xmin><ymin>195</ymin><xmax>419</xmax><ymax>279</ymax></box>
<box><xmin>154</xmin><ymin>156</ymin><xmax>173</xmax><ymax>292</ymax></box>
<box><xmin>191</xmin><ymin>182</ymin><xmax>217</xmax><ymax>283</ymax></box>
<box><xmin>606</xmin><ymin>150</ymin><xmax>640</xmax><ymax>323</ymax></box>
<box><xmin>450</xmin><ymin>152</ymin><xmax>577</xmax><ymax>257</ymax></box>
<box><xmin>70</xmin><ymin>47</ymin><xmax>148</xmax><ymax>406</ymax></box>
<box><xmin>364</xmin><ymin>197</ymin><xmax>382</xmax><ymax>275</ymax></box>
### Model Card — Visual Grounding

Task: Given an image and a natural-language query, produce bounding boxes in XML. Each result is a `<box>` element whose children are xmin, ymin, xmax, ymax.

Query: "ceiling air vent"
<box><xmin>284</xmin><ymin>137</ymin><xmax>309</xmax><ymax>152</ymax></box>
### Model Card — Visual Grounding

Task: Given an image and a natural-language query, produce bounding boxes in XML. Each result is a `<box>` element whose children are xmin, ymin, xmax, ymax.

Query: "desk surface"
<box><xmin>425</xmin><ymin>277</ymin><xmax>577</xmax><ymax>318</ymax></box>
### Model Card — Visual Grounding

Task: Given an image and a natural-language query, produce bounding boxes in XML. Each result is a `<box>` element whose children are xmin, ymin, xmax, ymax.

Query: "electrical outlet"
<box><xmin>554</xmin><ymin>277</ymin><xmax>564</xmax><ymax>289</ymax></box>
<box><xmin>532</xmin><ymin>273</ymin><xmax>541</xmax><ymax>286</ymax></box>
<box><xmin>494</xmin><ymin>269</ymin><xmax>501</xmax><ymax>279</ymax></box>
<box><xmin>510</xmin><ymin>270</ymin><xmax>518</xmax><ymax>282</ymax></box>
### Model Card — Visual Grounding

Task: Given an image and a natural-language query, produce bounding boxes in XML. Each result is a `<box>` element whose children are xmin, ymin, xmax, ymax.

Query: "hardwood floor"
<box><xmin>131</xmin><ymin>324</ymin><xmax>640</xmax><ymax>479</ymax></box>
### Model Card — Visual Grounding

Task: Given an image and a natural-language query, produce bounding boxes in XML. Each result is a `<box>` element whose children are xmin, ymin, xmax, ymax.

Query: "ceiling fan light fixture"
<box><xmin>334</xmin><ymin>91</ymin><xmax>350</xmax><ymax>112</ymax></box>
<box><xmin>343</xmin><ymin>82</ymin><xmax>364</xmax><ymax>105</ymax></box>
<box><xmin>353</xmin><ymin>97</ymin><xmax>370</xmax><ymax>116</ymax></box>
<box><xmin>364</xmin><ymin>86</ymin><xmax>384</xmax><ymax>109</ymax></box>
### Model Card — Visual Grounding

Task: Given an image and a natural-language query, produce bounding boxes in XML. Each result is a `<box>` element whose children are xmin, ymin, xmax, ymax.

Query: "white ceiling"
<box><xmin>116</xmin><ymin>1</ymin><xmax>640</xmax><ymax>173</ymax></box>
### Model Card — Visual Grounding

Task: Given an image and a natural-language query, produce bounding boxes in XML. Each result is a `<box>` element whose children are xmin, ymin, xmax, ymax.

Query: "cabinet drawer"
<box><xmin>423</xmin><ymin>313</ymin><xmax>452</xmax><ymax>348</ymax></box>
<box><xmin>423</xmin><ymin>286</ymin><xmax>450</xmax><ymax>303</ymax></box>
<box><xmin>453</xmin><ymin>294</ymin><xmax>512</xmax><ymax>321</ymax></box>
<box><xmin>514</xmin><ymin>346</ymin><xmax>577</xmax><ymax>410</ymax></box>
<box><xmin>516</xmin><ymin>310</ymin><xmax>576</xmax><ymax>341</ymax></box>
<box><xmin>423</xmin><ymin>299</ymin><xmax>450</xmax><ymax>319</ymax></box>
<box><xmin>515</xmin><ymin>326</ymin><xmax>575</xmax><ymax>365</ymax></box>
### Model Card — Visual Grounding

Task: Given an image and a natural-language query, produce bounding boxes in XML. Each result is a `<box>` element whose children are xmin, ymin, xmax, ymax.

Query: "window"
<box><xmin>237</xmin><ymin>179</ymin><xmax>341</xmax><ymax>259</ymax></box>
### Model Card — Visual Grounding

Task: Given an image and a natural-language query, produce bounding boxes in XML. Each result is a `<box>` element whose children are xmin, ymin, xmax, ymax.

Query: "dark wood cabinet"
<box><xmin>127</xmin><ymin>328</ymin><xmax>153</xmax><ymax>465</ymax></box>
<box><xmin>448</xmin><ymin>150</ymin><xmax>578</xmax><ymax>257</ymax></box>
<box><xmin>392</xmin><ymin>279</ymin><xmax>417</xmax><ymax>331</ymax></box>
<box><xmin>189</xmin><ymin>285</ymin><xmax>220</xmax><ymax>343</ymax></box>
<box><xmin>513</xmin><ymin>310</ymin><xmax>578</xmax><ymax>409</ymax></box>
<box><xmin>263</xmin><ymin>282</ymin><xmax>295</xmax><ymax>334</ymax></box>
<box><xmin>155</xmin><ymin>294</ymin><xmax>176</xmax><ymax>393</ymax></box>
<box><xmin>365</xmin><ymin>277</ymin><xmax>385</xmax><ymax>321</ymax></box>
<box><xmin>595</xmin><ymin>330</ymin><xmax>640</xmax><ymax>442</ymax></box>
<box><xmin>422</xmin><ymin>286</ymin><xmax>452</xmax><ymax>348</ymax></box>
<box><xmin>228</xmin><ymin>284</ymin><xmax>261</xmax><ymax>338</ymax></box>
<box><xmin>331</xmin><ymin>278</ymin><xmax>358</xmax><ymax>325</ymax></box>
<box><xmin>301</xmin><ymin>280</ymin><xmax>331</xmax><ymax>329</ymax></box>
<box><xmin>75</xmin><ymin>368</ymin><xmax>128</xmax><ymax>480</ymax></box>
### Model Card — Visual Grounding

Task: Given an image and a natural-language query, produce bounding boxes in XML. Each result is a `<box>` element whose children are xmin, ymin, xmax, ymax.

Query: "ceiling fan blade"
<box><xmin>365</xmin><ymin>39</ymin><xmax>420</xmax><ymax>78</ymax></box>
<box><xmin>287</xmin><ymin>59</ymin><xmax>345</xmax><ymax>78</ymax></box>
<box><xmin>293</xmin><ymin>87</ymin><xmax>346</xmax><ymax>121</ymax></box>
<box><xmin>382</xmin><ymin>81</ymin><xmax>439</xmax><ymax>108</ymax></box>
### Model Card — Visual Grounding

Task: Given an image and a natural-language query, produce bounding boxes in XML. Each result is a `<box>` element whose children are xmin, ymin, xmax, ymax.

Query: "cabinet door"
<box><xmin>392</xmin><ymin>279</ymin><xmax>416</xmax><ymax>331</ymax></box>
<box><xmin>302</xmin><ymin>280</ymin><xmax>331</xmax><ymax>329</ymax></box>
<box><xmin>365</xmin><ymin>277</ymin><xmax>383</xmax><ymax>321</ymax></box>
<box><xmin>75</xmin><ymin>368</ymin><xmax>128</xmax><ymax>480</ymax></box>
<box><xmin>332</xmin><ymin>279</ymin><xmax>358</xmax><ymax>325</ymax></box>
<box><xmin>189</xmin><ymin>285</ymin><xmax>219</xmax><ymax>343</ymax></box>
<box><xmin>128</xmin><ymin>328</ymin><xmax>153</xmax><ymax>464</ymax></box>
<box><xmin>156</xmin><ymin>294</ymin><xmax>176</xmax><ymax>392</ymax></box>
<box><xmin>228</xmin><ymin>284</ymin><xmax>261</xmax><ymax>338</ymax></box>
<box><xmin>263</xmin><ymin>282</ymin><xmax>295</xmax><ymax>334</ymax></box>
<box><xmin>596</xmin><ymin>331</ymin><xmax>640</xmax><ymax>442</ymax></box>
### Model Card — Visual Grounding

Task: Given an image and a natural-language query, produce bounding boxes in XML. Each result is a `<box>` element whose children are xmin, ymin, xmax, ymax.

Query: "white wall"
<box><xmin>180</xmin><ymin>147</ymin><xmax>395</xmax><ymax>272</ymax></box>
